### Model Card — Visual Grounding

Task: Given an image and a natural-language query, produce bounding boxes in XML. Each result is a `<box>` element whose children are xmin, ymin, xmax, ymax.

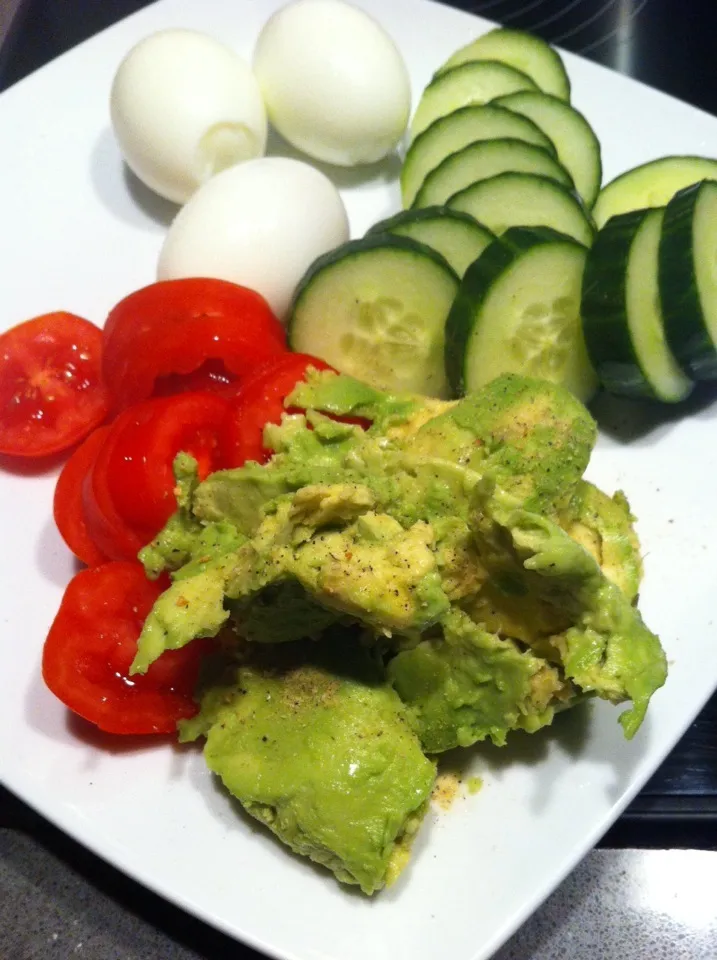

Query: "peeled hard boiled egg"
<box><xmin>157</xmin><ymin>157</ymin><xmax>349</xmax><ymax>319</ymax></box>
<box><xmin>253</xmin><ymin>0</ymin><xmax>411</xmax><ymax>166</ymax></box>
<box><xmin>110</xmin><ymin>29</ymin><xmax>268</xmax><ymax>204</ymax></box>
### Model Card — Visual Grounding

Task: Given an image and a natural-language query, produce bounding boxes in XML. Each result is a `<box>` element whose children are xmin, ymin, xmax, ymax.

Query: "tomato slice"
<box><xmin>42</xmin><ymin>562</ymin><xmax>209</xmax><ymax>735</ymax></box>
<box><xmin>0</xmin><ymin>312</ymin><xmax>109</xmax><ymax>458</ymax></box>
<box><xmin>221</xmin><ymin>353</ymin><xmax>336</xmax><ymax>467</ymax></box>
<box><xmin>53</xmin><ymin>427</ymin><xmax>111</xmax><ymax>567</ymax></box>
<box><xmin>102</xmin><ymin>279</ymin><xmax>286</xmax><ymax>412</ymax></box>
<box><xmin>106</xmin><ymin>391</ymin><xmax>230</xmax><ymax>534</ymax></box>
<box><xmin>152</xmin><ymin>358</ymin><xmax>237</xmax><ymax>398</ymax></box>
<box><xmin>83</xmin><ymin>392</ymin><xmax>230</xmax><ymax>559</ymax></box>
<box><xmin>82</xmin><ymin>403</ymin><xmax>156</xmax><ymax>561</ymax></box>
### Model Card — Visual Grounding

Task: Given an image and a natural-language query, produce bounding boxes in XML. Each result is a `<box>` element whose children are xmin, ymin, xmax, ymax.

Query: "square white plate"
<box><xmin>1</xmin><ymin>2</ymin><xmax>716</xmax><ymax>959</ymax></box>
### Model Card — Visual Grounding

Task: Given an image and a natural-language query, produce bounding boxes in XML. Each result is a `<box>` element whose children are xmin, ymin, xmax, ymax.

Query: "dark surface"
<box><xmin>3</xmin><ymin>0</ymin><xmax>717</xmax><ymax>117</ymax></box>
<box><xmin>1</xmin><ymin>0</ymin><xmax>716</xmax><ymax>956</ymax></box>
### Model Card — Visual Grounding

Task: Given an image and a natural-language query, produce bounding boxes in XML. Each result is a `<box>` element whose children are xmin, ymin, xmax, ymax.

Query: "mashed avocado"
<box><xmin>130</xmin><ymin>371</ymin><xmax>667</xmax><ymax>893</ymax></box>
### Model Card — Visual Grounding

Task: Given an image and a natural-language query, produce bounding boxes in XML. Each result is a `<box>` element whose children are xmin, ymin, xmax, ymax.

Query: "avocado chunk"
<box><xmin>180</xmin><ymin>638</ymin><xmax>435</xmax><ymax>895</ymax></box>
<box><xmin>133</xmin><ymin>482</ymin><xmax>452</xmax><ymax>674</ymax></box>
<box><xmin>470</xmin><ymin>482</ymin><xmax>666</xmax><ymax>737</ymax></box>
<box><xmin>388</xmin><ymin>607</ymin><xmax>570</xmax><ymax>752</ymax></box>
<box><xmin>459</xmin><ymin>479</ymin><xmax>644</xmax><ymax>652</ymax></box>
<box><xmin>557</xmin><ymin>481</ymin><xmax>643</xmax><ymax>602</ymax></box>
<box><xmin>409</xmin><ymin>373</ymin><xmax>597</xmax><ymax>513</ymax></box>
<box><xmin>229</xmin><ymin>582</ymin><xmax>341</xmax><ymax>644</ymax></box>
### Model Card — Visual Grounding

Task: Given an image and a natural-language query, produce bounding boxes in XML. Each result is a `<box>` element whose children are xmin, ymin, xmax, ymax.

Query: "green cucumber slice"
<box><xmin>413</xmin><ymin>138</ymin><xmax>572</xmax><ymax>209</ymax></box>
<box><xmin>659</xmin><ymin>180</ymin><xmax>717</xmax><ymax>380</ymax></box>
<box><xmin>289</xmin><ymin>235</ymin><xmax>459</xmax><ymax>398</ymax></box>
<box><xmin>593</xmin><ymin>155</ymin><xmax>717</xmax><ymax>229</ymax></box>
<box><xmin>401</xmin><ymin>104</ymin><xmax>556</xmax><ymax>208</ymax></box>
<box><xmin>366</xmin><ymin>207</ymin><xmax>495</xmax><ymax>277</ymax></box>
<box><xmin>436</xmin><ymin>28</ymin><xmax>570</xmax><ymax>101</ymax></box>
<box><xmin>447</xmin><ymin>172</ymin><xmax>594</xmax><ymax>246</ymax></box>
<box><xmin>494</xmin><ymin>90</ymin><xmax>602</xmax><ymax>208</ymax></box>
<box><xmin>410</xmin><ymin>61</ymin><xmax>538</xmax><ymax>142</ymax></box>
<box><xmin>445</xmin><ymin>226</ymin><xmax>596</xmax><ymax>400</ymax></box>
<box><xmin>581</xmin><ymin>208</ymin><xmax>693</xmax><ymax>402</ymax></box>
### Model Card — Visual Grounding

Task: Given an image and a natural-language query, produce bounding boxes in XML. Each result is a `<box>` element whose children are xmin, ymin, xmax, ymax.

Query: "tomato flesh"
<box><xmin>53</xmin><ymin>426</ymin><xmax>111</xmax><ymax>567</ymax></box>
<box><xmin>42</xmin><ymin>562</ymin><xmax>209</xmax><ymax>734</ymax></box>
<box><xmin>221</xmin><ymin>353</ymin><xmax>373</xmax><ymax>468</ymax></box>
<box><xmin>82</xmin><ymin>404</ymin><xmax>156</xmax><ymax>561</ymax></box>
<box><xmin>102</xmin><ymin>279</ymin><xmax>286</xmax><ymax>411</ymax></box>
<box><xmin>152</xmin><ymin>358</ymin><xmax>237</xmax><ymax>398</ymax></box>
<box><xmin>0</xmin><ymin>312</ymin><xmax>109</xmax><ymax>457</ymax></box>
<box><xmin>82</xmin><ymin>392</ymin><xmax>230</xmax><ymax>559</ymax></box>
<box><xmin>107</xmin><ymin>391</ymin><xmax>230</xmax><ymax>534</ymax></box>
<box><xmin>221</xmin><ymin>353</ymin><xmax>336</xmax><ymax>467</ymax></box>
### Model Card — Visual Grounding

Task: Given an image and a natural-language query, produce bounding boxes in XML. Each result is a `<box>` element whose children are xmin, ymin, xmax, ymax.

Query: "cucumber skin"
<box><xmin>446</xmin><ymin>171</ymin><xmax>597</xmax><ymax>247</ymax></box>
<box><xmin>366</xmin><ymin>206</ymin><xmax>489</xmax><ymax>236</ymax></box>
<box><xmin>445</xmin><ymin>225</ymin><xmax>583</xmax><ymax>395</ymax></box>
<box><xmin>288</xmin><ymin>232</ymin><xmax>458</xmax><ymax>344</ymax></box>
<box><xmin>494</xmin><ymin>91</ymin><xmax>602</xmax><ymax>209</ymax></box>
<box><xmin>412</xmin><ymin>137</ymin><xmax>575</xmax><ymax>210</ymax></box>
<box><xmin>437</xmin><ymin>29</ymin><xmax>571</xmax><ymax>101</ymax></box>
<box><xmin>401</xmin><ymin>104</ymin><xmax>557</xmax><ymax>209</ymax></box>
<box><xmin>581</xmin><ymin>209</ymin><xmax>658</xmax><ymax>398</ymax></box>
<box><xmin>410</xmin><ymin>61</ymin><xmax>539</xmax><ymax>142</ymax></box>
<box><xmin>592</xmin><ymin>156</ymin><xmax>717</xmax><ymax>229</ymax></box>
<box><xmin>659</xmin><ymin>182</ymin><xmax>717</xmax><ymax>380</ymax></box>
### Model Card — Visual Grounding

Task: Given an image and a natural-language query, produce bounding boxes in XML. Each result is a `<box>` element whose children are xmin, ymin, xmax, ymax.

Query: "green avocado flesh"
<box><xmin>179</xmin><ymin>639</ymin><xmax>435</xmax><ymax>896</ymax></box>
<box><xmin>130</xmin><ymin>371</ymin><xmax>666</xmax><ymax>893</ymax></box>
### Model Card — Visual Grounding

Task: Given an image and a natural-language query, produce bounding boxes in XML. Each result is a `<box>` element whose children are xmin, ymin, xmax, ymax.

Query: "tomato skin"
<box><xmin>106</xmin><ymin>391</ymin><xmax>230</xmax><ymax>534</ymax></box>
<box><xmin>221</xmin><ymin>353</ymin><xmax>335</xmax><ymax>467</ymax></box>
<box><xmin>53</xmin><ymin>427</ymin><xmax>111</xmax><ymax>567</ymax></box>
<box><xmin>82</xmin><ymin>392</ymin><xmax>230</xmax><ymax>560</ymax></box>
<box><xmin>152</xmin><ymin>358</ymin><xmax>237</xmax><ymax>398</ymax></box>
<box><xmin>42</xmin><ymin>562</ymin><xmax>209</xmax><ymax>735</ymax></box>
<box><xmin>82</xmin><ymin>404</ymin><xmax>155</xmax><ymax>562</ymax></box>
<box><xmin>0</xmin><ymin>312</ymin><xmax>109</xmax><ymax>458</ymax></box>
<box><xmin>102</xmin><ymin>279</ymin><xmax>286</xmax><ymax>412</ymax></box>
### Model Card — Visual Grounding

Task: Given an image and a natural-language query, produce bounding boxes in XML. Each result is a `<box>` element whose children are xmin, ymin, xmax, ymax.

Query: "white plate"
<box><xmin>1</xmin><ymin>2</ymin><xmax>715</xmax><ymax>959</ymax></box>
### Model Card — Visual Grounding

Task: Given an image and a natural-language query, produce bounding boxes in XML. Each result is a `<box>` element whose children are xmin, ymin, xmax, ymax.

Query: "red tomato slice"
<box><xmin>42</xmin><ymin>562</ymin><xmax>209</xmax><ymax>735</ymax></box>
<box><xmin>152</xmin><ymin>358</ymin><xmax>237</xmax><ymax>398</ymax></box>
<box><xmin>0</xmin><ymin>312</ymin><xmax>109</xmax><ymax>458</ymax></box>
<box><xmin>82</xmin><ymin>403</ymin><xmax>156</xmax><ymax>562</ymax></box>
<box><xmin>102</xmin><ymin>279</ymin><xmax>286</xmax><ymax>412</ymax></box>
<box><xmin>106</xmin><ymin>391</ymin><xmax>230</xmax><ymax>534</ymax></box>
<box><xmin>221</xmin><ymin>353</ymin><xmax>335</xmax><ymax>467</ymax></box>
<box><xmin>83</xmin><ymin>392</ymin><xmax>231</xmax><ymax>559</ymax></box>
<box><xmin>53</xmin><ymin>427</ymin><xmax>111</xmax><ymax>567</ymax></box>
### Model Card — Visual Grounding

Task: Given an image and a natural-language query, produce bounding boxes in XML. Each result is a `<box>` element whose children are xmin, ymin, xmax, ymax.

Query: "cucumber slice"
<box><xmin>436</xmin><ymin>28</ymin><xmax>570</xmax><ymax>101</ymax></box>
<box><xmin>401</xmin><ymin>104</ymin><xmax>556</xmax><ymax>208</ymax></box>
<box><xmin>447</xmin><ymin>172</ymin><xmax>594</xmax><ymax>246</ymax></box>
<box><xmin>366</xmin><ymin>207</ymin><xmax>495</xmax><ymax>277</ymax></box>
<box><xmin>289</xmin><ymin>235</ymin><xmax>459</xmax><ymax>398</ymax></box>
<box><xmin>410</xmin><ymin>61</ymin><xmax>538</xmax><ymax>142</ymax></box>
<box><xmin>413</xmin><ymin>138</ymin><xmax>573</xmax><ymax>209</ymax></box>
<box><xmin>445</xmin><ymin>226</ymin><xmax>596</xmax><ymax>401</ymax></box>
<box><xmin>660</xmin><ymin>180</ymin><xmax>717</xmax><ymax>380</ymax></box>
<box><xmin>494</xmin><ymin>91</ymin><xmax>602</xmax><ymax>209</ymax></box>
<box><xmin>581</xmin><ymin>208</ymin><xmax>693</xmax><ymax>402</ymax></box>
<box><xmin>593</xmin><ymin>155</ymin><xmax>717</xmax><ymax>229</ymax></box>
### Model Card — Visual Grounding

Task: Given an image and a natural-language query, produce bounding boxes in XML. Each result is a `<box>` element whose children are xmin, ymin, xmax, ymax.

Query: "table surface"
<box><xmin>1</xmin><ymin>0</ymin><xmax>717</xmax><ymax>957</ymax></box>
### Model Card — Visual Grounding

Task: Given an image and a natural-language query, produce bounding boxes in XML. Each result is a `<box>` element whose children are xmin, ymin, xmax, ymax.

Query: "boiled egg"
<box><xmin>253</xmin><ymin>0</ymin><xmax>411</xmax><ymax>166</ymax></box>
<box><xmin>157</xmin><ymin>157</ymin><xmax>349</xmax><ymax>319</ymax></box>
<box><xmin>110</xmin><ymin>29</ymin><xmax>267</xmax><ymax>204</ymax></box>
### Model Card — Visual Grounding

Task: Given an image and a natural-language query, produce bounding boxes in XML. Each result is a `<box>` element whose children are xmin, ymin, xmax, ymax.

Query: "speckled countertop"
<box><xmin>2</xmin><ymin>828</ymin><xmax>716</xmax><ymax>959</ymax></box>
